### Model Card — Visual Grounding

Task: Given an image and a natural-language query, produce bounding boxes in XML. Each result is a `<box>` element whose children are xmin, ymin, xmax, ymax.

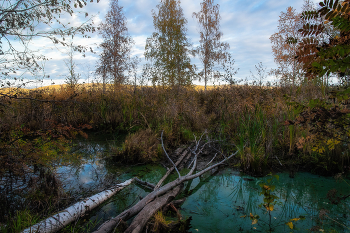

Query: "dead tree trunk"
<box><xmin>124</xmin><ymin>184</ymin><xmax>183</xmax><ymax>233</ymax></box>
<box><xmin>94</xmin><ymin>132</ymin><xmax>238</xmax><ymax>233</ymax></box>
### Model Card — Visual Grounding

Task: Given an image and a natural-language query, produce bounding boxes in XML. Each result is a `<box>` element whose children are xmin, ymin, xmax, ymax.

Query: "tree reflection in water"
<box><xmin>180</xmin><ymin>169</ymin><xmax>350</xmax><ymax>232</ymax></box>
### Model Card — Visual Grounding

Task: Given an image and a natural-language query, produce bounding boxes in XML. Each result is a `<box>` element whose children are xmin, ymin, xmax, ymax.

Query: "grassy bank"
<box><xmin>1</xmin><ymin>83</ymin><xmax>349</xmax><ymax>175</ymax></box>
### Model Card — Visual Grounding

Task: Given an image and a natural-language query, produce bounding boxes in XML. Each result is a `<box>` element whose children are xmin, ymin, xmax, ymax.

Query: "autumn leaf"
<box><xmin>252</xmin><ymin>219</ymin><xmax>258</xmax><ymax>225</ymax></box>
<box><xmin>286</xmin><ymin>221</ymin><xmax>293</xmax><ymax>229</ymax></box>
<box><xmin>265</xmin><ymin>204</ymin><xmax>274</xmax><ymax>211</ymax></box>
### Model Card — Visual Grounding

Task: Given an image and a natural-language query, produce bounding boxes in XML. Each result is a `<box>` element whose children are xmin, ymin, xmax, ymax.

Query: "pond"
<box><xmin>56</xmin><ymin>135</ymin><xmax>350</xmax><ymax>233</ymax></box>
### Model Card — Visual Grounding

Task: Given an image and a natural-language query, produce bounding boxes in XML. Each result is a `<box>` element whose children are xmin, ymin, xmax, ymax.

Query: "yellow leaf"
<box><xmin>252</xmin><ymin>219</ymin><xmax>258</xmax><ymax>225</ymax></box>
<box><xmin>240</xmin><ymin>215</ymin><xmax>246</xmax><ymax>218</ymax></box>
<box><xmin>250</xmin><ymin>213</ymin><xmax>254</xmax><ymax>218</ymax></box>
<box><xmin>286</xmin><ymin>221</ymin><xmax>293</xmax><ymax>229</ymax></box>
<box><xmin>290</xmin><ymin>218</ymin><xmax>300</xmax><ymax>222</ymax></box>
<box><xmin>265</xmin><ymin>204</ymin><xmax>274</xmax><ymax>211</ymax></box>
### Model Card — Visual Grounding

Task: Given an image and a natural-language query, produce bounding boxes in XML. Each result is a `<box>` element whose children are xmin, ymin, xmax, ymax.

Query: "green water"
<box><xmin>58</xmin><ymin>137</ymin><xmax>350</xmax><ymax>232</ymax></box>
<box><xmin>179</xmin><ymin>169</ymin><xmax>350</xmax><ymax>232</ymax></box>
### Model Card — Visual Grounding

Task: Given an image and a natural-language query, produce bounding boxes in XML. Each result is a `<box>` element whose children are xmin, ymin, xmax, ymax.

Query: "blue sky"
<box><xmin>14</xmin><ymin>0</ymin><xmax>316</xmax><ymax>87</ymax></box>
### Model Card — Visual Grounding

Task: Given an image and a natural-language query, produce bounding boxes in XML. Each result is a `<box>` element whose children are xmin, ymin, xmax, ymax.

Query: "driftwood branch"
<box><xmin>205</xmin><ymin>153</ymin><xmax>218</xmax><ymax>167</ymax></box>
<box><xmin>187</xmin><ymin>141</ymin><xmax>211</xmax><ymax>169</ymax></box>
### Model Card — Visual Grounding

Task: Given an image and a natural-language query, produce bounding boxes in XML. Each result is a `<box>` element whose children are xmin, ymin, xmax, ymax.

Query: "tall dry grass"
<box><xmin>1</xmin><ymin>83</ymin><xmax>348</xmax><ymax>175</ymax></box>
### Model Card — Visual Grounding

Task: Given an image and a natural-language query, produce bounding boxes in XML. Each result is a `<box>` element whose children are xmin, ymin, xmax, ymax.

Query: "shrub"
<box><xmin>112</xmin><ymin>128</ymin><xmax>162</xmax><ymax>163</ymax></box>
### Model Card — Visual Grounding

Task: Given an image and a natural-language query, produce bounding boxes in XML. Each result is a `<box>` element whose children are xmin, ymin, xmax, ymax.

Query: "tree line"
<box><xmin>95</xmin><ymin>0</ymin><xmax>234</xmax><ymax>90</ymax></box>
<box><xmin>1</xmin><ymin>0</ymin><xmax>350</xmax><ymax>89</ymax></box>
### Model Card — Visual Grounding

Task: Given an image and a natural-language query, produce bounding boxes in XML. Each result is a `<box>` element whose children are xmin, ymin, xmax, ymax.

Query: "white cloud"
<box><xmin>4</xmin><ymin>0</ymin><xmax>314</xmax><ymax>86</ymax></box>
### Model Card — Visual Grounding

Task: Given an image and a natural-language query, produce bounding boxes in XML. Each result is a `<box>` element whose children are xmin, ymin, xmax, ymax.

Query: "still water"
<box><xmin>56</xmin><ymin>136</ymin><xmax>350</xmax><ymax>232</ymax></box>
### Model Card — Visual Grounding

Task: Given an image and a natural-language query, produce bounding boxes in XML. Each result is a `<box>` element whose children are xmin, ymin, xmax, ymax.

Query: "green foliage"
<box><xmin>144</xmin><ymin>0</ymin><xmax>196</xmax><ymax>87</ymax></box>
<box><xmin>61</xmin><ymin>218</ymin><xmax>101</xmax><ymax>233</ymax></box>
<box><xmin>0</xmin><ymin>210</ymin><xmax>40</xmax><ymax>233</ymax></box>
<box><xmin>236</xmin><ymin>106</ymin><xmax>270</xmax><ymax>175</ymax></box>
<box><xmin>284</xmin><ymin>89</ymin><xmax>350</xmax><ymax>173</ymax></box>
<box><xmin>297</xmin><ymin>0</ymin><xmax>350</xmax><ymax>78</ymax></box>
<box><xmin>312</xmin><ymin>44</ymin><xmax>350</xmax><ymax>77</ymax></box>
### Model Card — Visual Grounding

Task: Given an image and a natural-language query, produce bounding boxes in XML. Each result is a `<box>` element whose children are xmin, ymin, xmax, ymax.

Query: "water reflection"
<box><xmin>54</xmin><ymin>136</ymin><xmax>349</xmax><ymax>232</ymax></box>
<box><xmin>56</xmin><ymin>139</ymin><xmax>109</xmax><ymax>192</ymax></box>
<box><xmin>180</xmin><ymin>169</ymin><xmax>350</xmax><ymax>232</ymax></box>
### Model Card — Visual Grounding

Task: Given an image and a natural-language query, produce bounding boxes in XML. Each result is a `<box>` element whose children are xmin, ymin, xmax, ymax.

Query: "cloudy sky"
<box><xmin>13</xmin><ymin>0</ymin><xmax>316</xmax><ymax>87</ymax></box>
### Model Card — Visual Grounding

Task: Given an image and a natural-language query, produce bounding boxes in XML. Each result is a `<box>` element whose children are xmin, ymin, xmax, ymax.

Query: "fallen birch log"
<box><xmin>22</xmin><ymin>178</ymin><xmax>135</xmax><ymax>233</ymax></box>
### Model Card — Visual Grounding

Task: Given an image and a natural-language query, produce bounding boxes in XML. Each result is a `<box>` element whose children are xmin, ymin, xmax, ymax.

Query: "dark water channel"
<box><xmin>56</xmin><ymin>136</ymin><xmax>350</xmax><ymax>232</ymax></box>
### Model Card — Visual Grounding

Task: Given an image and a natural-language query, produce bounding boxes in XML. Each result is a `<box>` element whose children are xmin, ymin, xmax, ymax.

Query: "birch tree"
<box><xmin>96</xmin><ymin>0</ymin><xmax>134</xmax><ymax>87</ymax></box>
<box><xmin>144</xmin><ymin>0</ymin><xmax>195</xmax><ymax>87</ymax></box>
<box><xmin>193</xmin><ymin>0</ymin><xmax>229</xmax><ymax>90</ymax></box>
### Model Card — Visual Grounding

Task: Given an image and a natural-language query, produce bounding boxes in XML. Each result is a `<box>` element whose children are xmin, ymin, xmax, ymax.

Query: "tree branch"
<box><xmin>161</xmin><ymin>131</ymin><xmax>181</xmax><ymax>178</ymax></box>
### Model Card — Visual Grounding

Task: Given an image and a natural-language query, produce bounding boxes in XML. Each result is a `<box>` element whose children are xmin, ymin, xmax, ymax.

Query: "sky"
<box><xmin>5</xmin><ymin>0</ymin><xmax>317</xmax><ymax>88</ymax></box>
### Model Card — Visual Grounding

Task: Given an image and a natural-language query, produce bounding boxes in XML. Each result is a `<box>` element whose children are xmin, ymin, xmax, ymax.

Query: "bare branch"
<box><xmin>187</xmin><ymin>141</ymin><xmax>211</xmax><ymax>169</ymax></box>
<box><xmin>94</xmin><ymin>142</ymin><xmax>240</xmax><ymax>233</ymax></box>
<box><xmin>134</xmin><ymin>177</ymin><xmax>156</xmax><ymax>190</ymax></box>
<box><xmin>154</xmin><ymin>148</ymin><xmax>188</xmax><ymax>190</ymax></box>
<box><xmin>161</xmin><ymin>131</ymin><xmax>181</xmax><ymax>178</ymax></box>
<box><xmin>205</xmin><ymin>153</ymin><xmax>217</xmax><ymax>167</ymax></box>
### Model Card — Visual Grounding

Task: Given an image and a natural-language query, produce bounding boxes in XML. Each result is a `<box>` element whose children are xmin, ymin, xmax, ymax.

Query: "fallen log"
<box><xmin>93</xmin><ymin>149</ymin><xmax>238</xmax><ymax>233</ymax></box>
<box><xmin>22</xmin><ymin>178</ymin><xmax>135</xmax><ymax>233</ymax></box>
<box><xmin>179</xmin><ymin>147</ymin><xmax>194</xmax><ymax>170</ymax></box>
<box><xmin>124</xmin><ymin>184</ymin><xmax>183</xmax><ymax>233</ymax></box>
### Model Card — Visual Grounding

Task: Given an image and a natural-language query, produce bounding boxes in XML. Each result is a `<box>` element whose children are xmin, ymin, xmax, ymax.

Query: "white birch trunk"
<box><xmin>22</xmin><ymin>178</ymin><xmax>135</xmax><ymax>233</ymax></box>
